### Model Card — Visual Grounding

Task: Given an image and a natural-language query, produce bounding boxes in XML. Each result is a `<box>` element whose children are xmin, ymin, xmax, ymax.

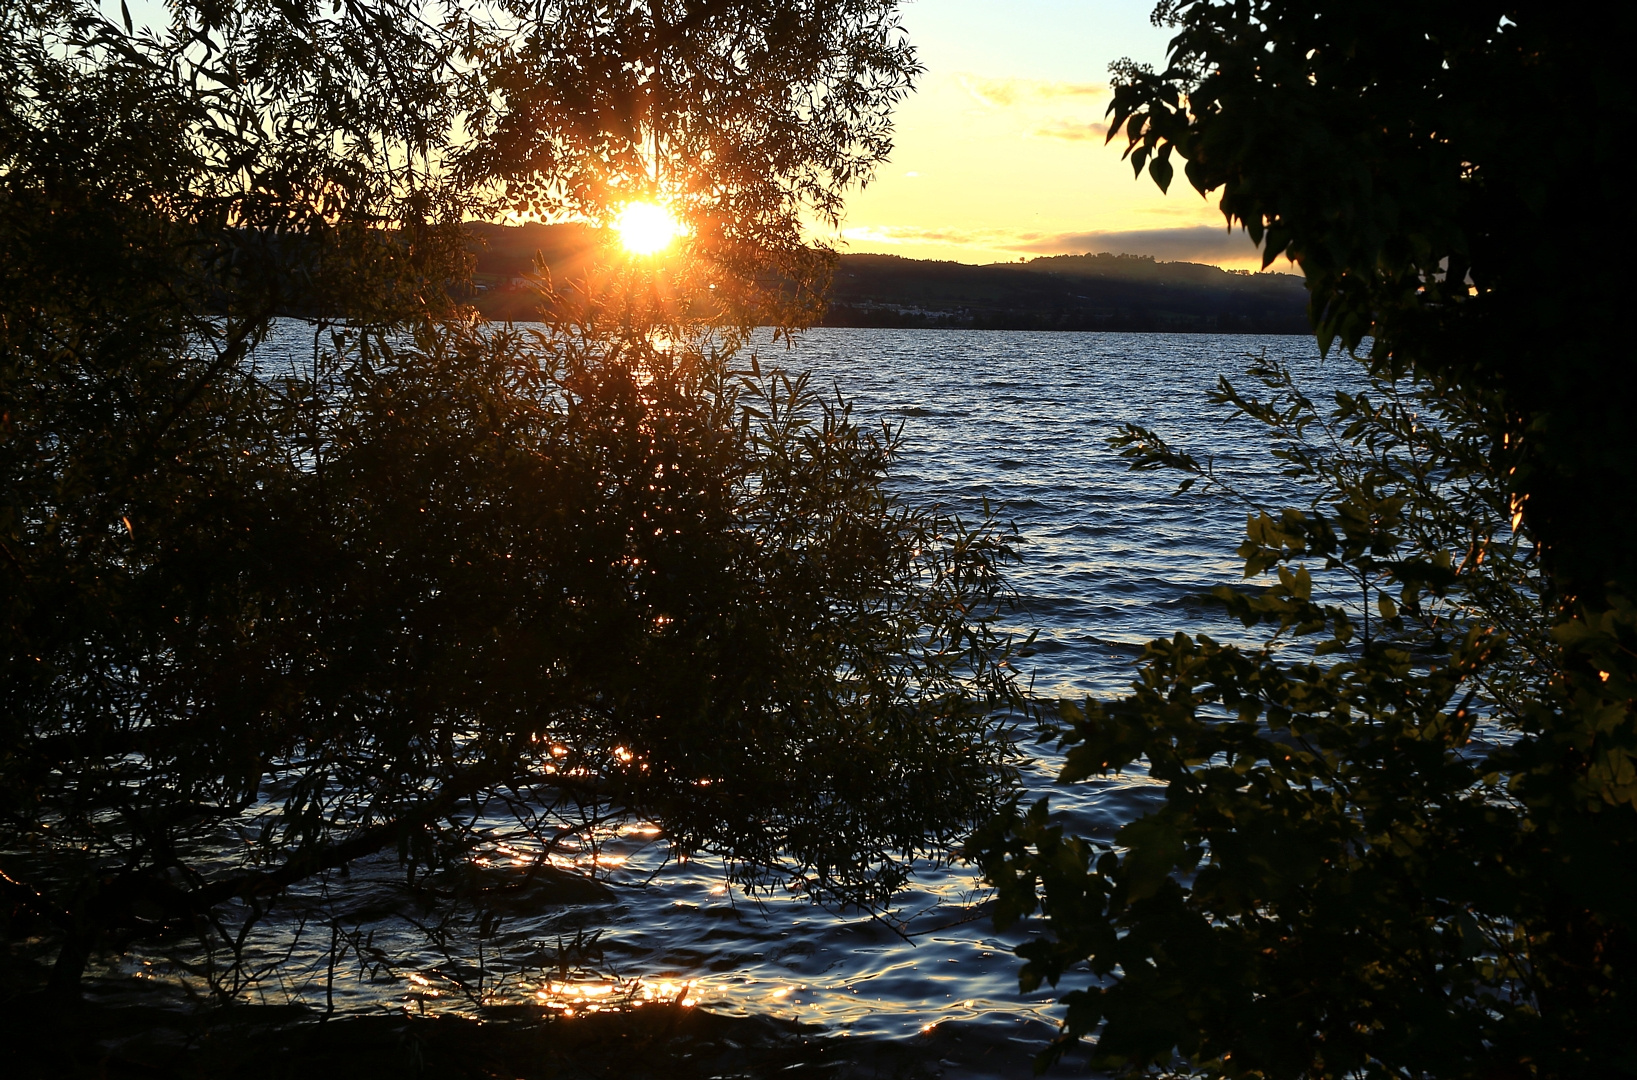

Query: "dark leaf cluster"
<box><xmin>975</xmin><ymin>357</ymin><xmax>1637</xmax><ymax>1078</ymax></box>
<box><xmin>978</xmin><ymin>4</ymin><xmax>1637</xmax><ymax>1074</ymax></box>
<box><xmin>1</xmin><ymin>0</ymin><xmax>1021</xmax><ymax>1008</ymax></box>
<box><xmin>1104</xmin><ymin>0</ymin><xmax>1637</xmax><ymax>600</ymax></box>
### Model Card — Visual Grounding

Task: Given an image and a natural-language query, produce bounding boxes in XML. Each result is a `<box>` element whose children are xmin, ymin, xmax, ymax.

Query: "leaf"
<box><xmin>1149</xmin><ymin>154</ymin><xmax>1174</xmax><ymax>193</ymax></box>
<box><xmin>1115</xmin><ymin>812</ymin><xmax>1188</xmax><ymax>901</ymax></box>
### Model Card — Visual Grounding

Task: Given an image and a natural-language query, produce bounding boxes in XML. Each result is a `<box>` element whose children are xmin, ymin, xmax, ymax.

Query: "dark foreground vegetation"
<box><xmin>0</xmin><ymin>0</ymin><xmax>1024</xmax><ymax>1048</ymax></box>
<box><xmin>976</xmin><ymin>2</ymin><xmax>1637</xmax><ymax>1077</ymax></box>
<box><xmin>8</xmin><ymin>0</ymin><xmax>1637</xmax><ymax>1078</ymax></box>
<box><xmin>1</xmin><ymin>995</ymin><xmax>1028</xmax><ymax>1080</ymax></box>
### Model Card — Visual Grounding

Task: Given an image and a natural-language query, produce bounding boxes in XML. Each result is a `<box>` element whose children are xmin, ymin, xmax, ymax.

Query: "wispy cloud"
<box><xmin>837</xmin><ymin>224</ymin><xmax>1289</xmax><ymax>269</ymax></box>
<box><xmin>840</xmin><ymin>224</ymin><xmax>1016</xmax><ymax>247</ymax></box>
<box><xmin>1134</xmin><ymin>204</ymin><xmax>1222</xmax><ymax>219</ymax></box>
<box><xmin>1034</xmin><ymin>119</ymin><xmax>1111</xmax><ymax>142</ymax></box>
<box><xmin>959</xmin><ymin>76</ymin><xmax>1107</xmax><ymax>109</ymax></box>
<box><xmin>1010</xmin><ymin>226</ymin><xmax>1268</xmax><ymax>264</ymax></box>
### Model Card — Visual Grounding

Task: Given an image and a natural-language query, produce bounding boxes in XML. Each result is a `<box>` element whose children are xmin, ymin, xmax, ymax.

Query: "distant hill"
<box><xmin>458</xmin><ymin>225</ymin><xmax>1311</xmax><ymax>333</ymax></box>
<box><xmin>823</xmin><ymin>251</ymin><xmax>1310</xmax><ymax>334</ymax></box>
<box><xmin>463</xmin><ymin>222</ymin><xmax>599</xmax><ymax>320</ymax></box>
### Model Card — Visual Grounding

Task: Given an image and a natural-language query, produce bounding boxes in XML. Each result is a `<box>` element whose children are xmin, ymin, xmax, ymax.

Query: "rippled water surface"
<box><xmin>123</xmin><ymin>327</ymin><xmax>1357</xmax><ymax>1075</ymax></box>
<box><xmin>775</xmin><ymin>328</ymin><xmax>1338</xmax><ymax>698</ymax></box>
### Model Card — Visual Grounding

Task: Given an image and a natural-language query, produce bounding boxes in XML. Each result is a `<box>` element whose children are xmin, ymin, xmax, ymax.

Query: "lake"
<box><xmin>108</xmin><ymin>326</ymin><xmax>1347</xmax><ymax>1077</ymax></box>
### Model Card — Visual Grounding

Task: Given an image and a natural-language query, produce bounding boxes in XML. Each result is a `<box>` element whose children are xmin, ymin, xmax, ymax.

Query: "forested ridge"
<box><xmin>463</xmin><ymin>223</ymin><xmax>1310</xmax><ymax>333</ymax></box>
<box><xmin>823</xmin><ymin>251</ymin><xmax>1307</xmax><ymax>333</ymax></box>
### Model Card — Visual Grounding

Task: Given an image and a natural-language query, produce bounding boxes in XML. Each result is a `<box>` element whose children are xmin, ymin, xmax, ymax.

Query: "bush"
<box><xmin>975</xmin><ymin>356</ymin><xmax>1637</xmax><ymax>1077</ymax></box>
<box><xmin>1</xmin><ymin>0</ymin><xmax>1025</xmax><ymax>1002</ymax></box>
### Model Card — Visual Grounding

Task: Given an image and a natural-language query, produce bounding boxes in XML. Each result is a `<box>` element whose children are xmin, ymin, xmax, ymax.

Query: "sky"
<box><xmin>826</xmin><ymin>0</ymin><xmax>1276</xmax><ymax>271</ymax></box>
<box><xmin>108</xmin><ymin>0</ymin><xmax>1277</xmax><ymax>271</ymax></box>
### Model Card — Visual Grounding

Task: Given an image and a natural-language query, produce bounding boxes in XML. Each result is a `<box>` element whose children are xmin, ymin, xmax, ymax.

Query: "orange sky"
<box><xmin>822</xmin><ymin>0</ymin><xmax>1287</xmax><ymax>272</ymax></box>
<box><xmin>111</xmin><ymin>0</ymin><xmax>1284</xmax><ymax>272</ymax></box>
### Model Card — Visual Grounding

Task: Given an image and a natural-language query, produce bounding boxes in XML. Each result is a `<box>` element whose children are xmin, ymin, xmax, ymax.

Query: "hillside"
<box><xmin>823</xmin><ymin>252</ymin><xmax>1309</xmax><ymax>333</ymax></box>
<box><xmin>460</xmin><ymin>225</ymin><xmax>1311</xmax><ymax>333</ymax></box>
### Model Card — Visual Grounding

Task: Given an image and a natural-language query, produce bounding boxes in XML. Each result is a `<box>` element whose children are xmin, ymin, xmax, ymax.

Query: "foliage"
<box><xmin>1</xmin><ymin>0</ymin><xmax>1025</xmax><ymax>1003</ymax></box>
<box><xmin>3</xmin><ymin>308</ymin><xmax>1022</xmax><ymax>998</ymax></box>
<box><xmin>1</xmin><ymin>0</ymin><xmax>920</xmax><ymax>338</ymax></box>
<box><xmin>1104</xmin><ymin>0</ymin><xmax>1637</xmax><ymax>601</ymax></box>
<box><xmin>974</xmin><ymin>4</ymin><xmax>1637</xmax><ymax>1074</ymax></box>
<box><xmin>975</xmin><ymin>357</ymin><xmax>1637</xmax><ymax>1077</ymax></box>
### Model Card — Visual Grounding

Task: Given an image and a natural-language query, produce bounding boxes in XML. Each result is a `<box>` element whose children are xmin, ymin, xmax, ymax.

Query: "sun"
<box><xmin>614</xmin><ymin>201</ymin><xmax>681</xmax><ymax>256</ymax></box>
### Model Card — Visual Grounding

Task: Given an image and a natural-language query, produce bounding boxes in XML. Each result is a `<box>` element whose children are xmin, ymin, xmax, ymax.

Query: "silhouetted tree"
<box><xmin>1109</xmin><ymin>0</ymin><xmax>1636</xmax><ymax>604</ymax></box>
<box><xmin>1</xmin><ymin>0</ymin><xmax>1025</xmax><ymax>1003</ymax></box>
<box><xmin>978</xmin><ymin>3</ymin><xmax>1637</xmax><ymax>1076</ymax></box>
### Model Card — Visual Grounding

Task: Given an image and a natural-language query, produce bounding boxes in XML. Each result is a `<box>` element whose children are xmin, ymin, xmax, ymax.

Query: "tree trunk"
<box><xmin>47</xmin><ymin>934</ymin><xmax>88</xmax><ymax>1000</ymax></box>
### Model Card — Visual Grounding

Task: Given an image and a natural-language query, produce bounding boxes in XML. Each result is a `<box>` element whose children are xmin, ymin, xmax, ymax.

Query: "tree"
<box><xmin>1</xmin><ymin>0</ymin><xmax>1025</xmax><ymax>1002</ymax></box>
<box><xmin>975</xmin><ymin>2</ymin><xmax>1637</xmax><ymax>1076</ymax></box>
<box><xmin>1106</xmin><ymin>0</ymin><xmax>1637</xmax><ymax>604</ymax></box>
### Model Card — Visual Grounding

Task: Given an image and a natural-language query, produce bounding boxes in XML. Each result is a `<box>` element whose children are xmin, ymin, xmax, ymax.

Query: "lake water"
<box><xmin>113</xmin><ymin>326</ymin><xmax>1350</xmax><ymax>1076</ymax></box>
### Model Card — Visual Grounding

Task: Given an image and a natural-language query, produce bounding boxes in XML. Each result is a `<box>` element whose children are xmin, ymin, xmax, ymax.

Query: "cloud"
<box><xmin>1034</xmin><ymin>119</ymin><xmax>1111</xmax><ymax>142</ymax></box>
<box><xmin>840</xmin><ymin>224</ymin><xmax>1014</xmax><ymax>247</ymax></box>
<box><xmin>837</xmin><ymin>224</ymin><xmax>1290</xmax><ymax>270</ymax></box>
<box><xmin>1133</xmin><ymin>204</ymin><xmax>1221</xmax><ymax>219</ymax></box>
<box><xmin>959</xmin><ymin>76</ymin><xmax>1107</xmax><ymax>109</ymax></box>
<box><xmin>1010</xmin><ymin>226</ymin><xmax>1267</xmax><ymax>264</ymax></box>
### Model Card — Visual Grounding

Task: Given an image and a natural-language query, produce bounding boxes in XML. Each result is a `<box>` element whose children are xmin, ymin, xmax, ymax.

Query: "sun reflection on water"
<box><xmin>527</xmin><ymin>976</ymin><xmax>699</xmax><ymax>1015</ymax></box>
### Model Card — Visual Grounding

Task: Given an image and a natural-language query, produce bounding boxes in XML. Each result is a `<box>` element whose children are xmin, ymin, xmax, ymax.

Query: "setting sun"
<box><xmin>614</xmin><ymin>201</ymin><xmax>681</xmax><ymax>256</ymax></box>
